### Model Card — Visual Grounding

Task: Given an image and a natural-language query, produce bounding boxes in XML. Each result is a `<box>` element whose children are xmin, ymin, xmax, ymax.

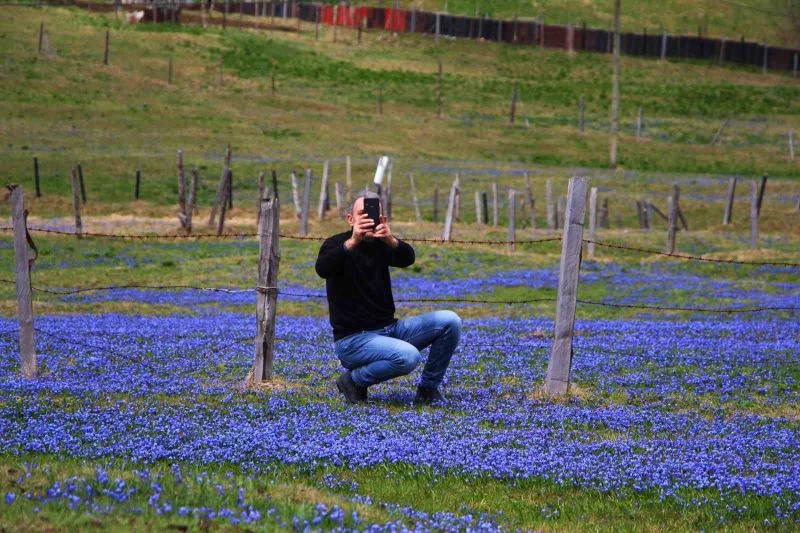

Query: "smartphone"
<box><xmin>363</xmin><ymin>197</ymin><xmax>381</xmax><ymax>230</ymax></box>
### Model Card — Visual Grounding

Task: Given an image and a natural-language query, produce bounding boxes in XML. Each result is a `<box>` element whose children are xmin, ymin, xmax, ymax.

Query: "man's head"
<box><xmin>346</xmin><ymin>192</ymin><xmax>382</xmax><ymax>241</ymax></box>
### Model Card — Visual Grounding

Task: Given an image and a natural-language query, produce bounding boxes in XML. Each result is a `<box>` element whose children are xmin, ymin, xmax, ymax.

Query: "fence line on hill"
<box><xmin>9</xmin><ymin>0</ymin><xmax>800</xmax><ymax>75</ymax></box>
<box><xmin>2</xmin><ymin>180</ymin><xmax>799</xmax><ymax>395</ymax></box>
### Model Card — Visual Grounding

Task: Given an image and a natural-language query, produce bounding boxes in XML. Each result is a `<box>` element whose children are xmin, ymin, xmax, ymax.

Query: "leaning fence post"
<box><xmin>335</xmin><ymin>181</ymin><xmax>344</xmax><ymax>218</ymax></box>
<box><xmin>177</xmin><ymin>149</ymin><xmax>187</xmax><ymax>228</ymax></box>
<box><xmin>546</xmin><ymin>178</ymin><xmax>555</xmax><ymax>230</ymax></box>
<box><xmin>77</xmin><ymin>163</ymin><xmax>87</xmax><ymax>204</ymax></box>
<box><xmin>318</xmin><ymin>160</ymin><xmax>330</xmax><ymax>221</ymax></box>
<box><xmin>217</xmin><ymin>170</ymin><xmax>231</xmax><ymax>236</ymax></box>
<box><xmin>442</xmin><ymin>176</ymin><xmax>458</xmax><ymax>241</ymax></box>
<box><xmin>300</xmin><ymin>168</ymin><xmax>312</xmax><ymax>237</ymax></box>
<box><xmin>103</xmin><ymin>29</ymin><xmax>109</xmax><ymax>66</ymax></box>
<box><xmin>70</xmin><ymin>166</ymin><xmax>83</xmax><ymax>239</ymax></box>
<box><xmin>250</xmin><ymin>196</ymin><xmax>281</xmax><ymax>383</ymax></box>
<box><xmin>588</xmin><ymin>187</ymin><xmax>597</xmax><ymax>258</ymax></box>
<box><xmin>492</xmin><ymin>181</ymin><xmax>499</xmax><ymax>226</ymax></box>
<box><xmin>544</xmin><ymin>176</ymin><xmax>589</xmax><ymax>397</ymax></box>
<box><xmin>290</xmin><ymin>171</ymin><xmax>302</xmax><ymax>218</ymax></box>
<box><xmin>135</xmin><ymin>169</ymin><xmax>141</xmax><ymax>199</ymax></box>
<box><xmin>756</xmin><ymin>173</ymin><xmax>767</xmax><ymax>216</ymax></box>
<box><xmin>8</xmin><ymin>185</ymin><xmax>37</xmax><ymax>378</ymax></box>
<box><xmin>507</xmin><ymin>189</ymin><xmax>516</xmax><ymax>252</ymax></box>
<box><xmin>723</xmin><ymin>177</ymin><xmax>736</xmax><ymax>225</ymax></box>
<box><xmin>667</xmin><ymin>184</ymin><xmax>679</xmax><ymax>254</ymax></box>
<box><xmin>750</xmin><ymin>180</ymin><xmax>759</xmax><ymax>250</ymax></box>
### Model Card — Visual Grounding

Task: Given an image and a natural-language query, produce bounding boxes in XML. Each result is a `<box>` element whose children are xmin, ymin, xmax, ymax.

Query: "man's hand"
<box><xmin>374</xmin><ymin>216</ymin><xmax>398</xmax><ymax>249</ymax></box>
<box><xmin>345</xmin><ymin>210</ymin><xmax>376</xmax><ymax>250</ymax></box>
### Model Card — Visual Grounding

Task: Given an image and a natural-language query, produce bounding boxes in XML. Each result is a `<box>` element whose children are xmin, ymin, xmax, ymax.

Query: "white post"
<box><xmin>442</xmin><ymin>176</ymin><xmax>458</xmax><ymax>241</ymax></box>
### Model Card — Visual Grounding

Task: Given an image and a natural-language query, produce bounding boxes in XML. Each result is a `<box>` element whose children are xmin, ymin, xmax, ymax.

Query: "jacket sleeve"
<box><xmin>388</xmin><ymin>239</ymin><xmax>415</xmax><ymax>268</ymax></box>
<box><xmin>315</xmin><ymin>237</ymin><xmax>349</xmax><ymax>279</ymax></box>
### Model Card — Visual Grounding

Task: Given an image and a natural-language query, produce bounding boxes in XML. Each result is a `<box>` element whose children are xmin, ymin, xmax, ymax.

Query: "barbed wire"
<box><xmin>576</xmin><ymin>298</ymin><xmax>799</xmax><ymax>314</ymax></box>
<box><xmin>583</xmin><ymin>239</ymin><xmax>800</xmax><ymax>268</ymax></box>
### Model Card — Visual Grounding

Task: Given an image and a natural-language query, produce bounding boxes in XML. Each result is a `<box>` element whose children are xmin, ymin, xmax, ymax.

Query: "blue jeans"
<box><xmin>334</xmin><ymin>310</ymin><xmax>461</xmax><ymax>389</ymax></box>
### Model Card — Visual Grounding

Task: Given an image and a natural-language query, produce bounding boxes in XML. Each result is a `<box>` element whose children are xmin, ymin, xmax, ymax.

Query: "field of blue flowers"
<box><xmin>0</xmin><ymin>235</ymin><xmax>798</xmax><ymax>531</ymax></box>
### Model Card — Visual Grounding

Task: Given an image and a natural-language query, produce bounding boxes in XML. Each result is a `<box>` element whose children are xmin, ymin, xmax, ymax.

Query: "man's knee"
<box><xmin>437</xmin><ymin>310</ymin><xmax>462</xmax><ymax>335</ymax></box>
<box><xmin>391</xmin><ymin>347</ymin><xmax>420</xmax><ymax>374</ymax></box>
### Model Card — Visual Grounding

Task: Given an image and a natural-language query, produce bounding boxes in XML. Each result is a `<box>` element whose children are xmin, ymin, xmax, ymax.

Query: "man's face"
<box><xmin>347</xmin><ymin>197</ymin><xmax>376</xmax><ymax>241</ymax></box>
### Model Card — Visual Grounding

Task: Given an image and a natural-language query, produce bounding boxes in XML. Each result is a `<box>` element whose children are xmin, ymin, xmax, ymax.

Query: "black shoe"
<box><xmin>336</xmin><ymin>371</ymin><xmax>368</xmax><ymax>404</ymax></box>
<box><xmin>414</xmin><ymin>385</ymin><xmax>444</xmax><ymax>405</ymax></box>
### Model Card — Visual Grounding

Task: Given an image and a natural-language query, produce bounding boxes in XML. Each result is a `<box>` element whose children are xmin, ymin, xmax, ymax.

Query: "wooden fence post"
<box><xmin>290</xmin><ymin>171</ymin><xmax>301</xmax><ymax>218</ymax></box>
<box><xmin>70</xmin><ymin>166</ymin><xmax>82</xmax><ymax>238</ymax></box>
<box><xmin>636</xmin><ymin>107</ymin><xmax>643</xmax><ymax>142</ymax></box>
<box><xmin>750</xmin><ymin>181</ymin><xmax>758</xmax><ymax>249</ymax></box>
<box><xmin>492</xmin><ymin>181</ymin><xmax>499</xmax><ymax>226</ymax></box>
<box><xmin>300</xmin><ymin>168</ymin><xmax>312</xmax><ymax>237</ymax></box>
<box><xmin>38</xmin><ymin>22</ymin><xmax>44</xmax><ymax>55</ymax></box>
<box><xmin>578</xmin><ymin>96</ymin><xmax>585</xmax><ymax>133</ymax></box>
<box><xmin>481</xmin><ymin>191</ymin><xmax>489</xmax><ymax>224</ymax></box>
<box><xmin>177</xmin><ymin>149</ymin><xmax>187</xmax><ymax>228</ymax></box>
<box><xmin>318</xmin><ymin>160</ymin><xmax>330</xmax><ymax>221</ymax></box>
<box><xmin>507</xmin><ymin>81</ymin><xmax>518</xmax><ymax>125</ymax></box>
<box><xmin>335</xmin><ymin>181</ymin><xmax>344</xmax><ymax>218</ymax></box>
<box><xmin>271</xmin><ymin>169</ymin><xmax>279</xmax><ymax>203</ymax></box>
<box><xmin>210</xmin><ymin>145</ymin><xmax>231</xmax><ymax>225</ymax></box>
<box><xmin>588</xmin><ymin>187</ymin><xmax>597</xmax><ymax>258</ymax></box>
<box><xmin>103</xmin><ymin>29</ymin><xmax>109</xmax><ymax>66</ymax></box>
<box><xmin>507</xmin><ymin>189</ymin><xmax>516</xmax><ymax>252</ymax></box>
<box><xmin>250</xmin><ymin>196</ymin><xmax>281</xmax><ymax>383</ymax></box>
<box><xmin>168</xmin><ymin>57</ymin><xmax>173</xmax><ymax>84</ymax></box>
<box><xmin>135</xmin><ymin>169</ymin><xmax>141</xmax><ymax>199</ymax></box>
<box><xmin>546</xmin><ymin>178</ymin><xmax>555</xmax><ymax>230</ymax></box>
<box><xmin>453</xmin><ymin>174</ymin><xmax>460</xmax><ymax>223</ymax></box>
<box><xmin>408</xmin><ymin>173</ymin><xmax>421</xmax><ymax>222</ymax></box>
<box><xmin>544</xmin><ymin>176</ymin><xmax>589</xmax><ymax>397</ymax></box>
<box><xmin>436</xmin><ymin>59</ymin><xmax>443</xmax><ymax>118</ymax></box>
<box><xmin>217</xmin><ymin>170</ymin><xmax>231</xmax><ymax>236</ymax></box>
<box><xmin>33</xmin><ymin>157</ymin><xmax>41</xmax><ymax>198</ymax></box>
<box><xmin>723</xmin><ymin>177</ymin><xmax>736</xmax><ymax>225</ymax></box>
<box><xmin>524</xmin><ymin>172</ymin><xmax>535</xmax><ymax>229</ymax></box>
<box><xmin>8</xmin><ymin>185</ymin><xmax>37</xmax><ymax>378</ymax></box>
<box><xmin>433</xmin><ymin>186</ymin><xmax>439</xmax><ymax>223</ymax></box>
<box><xmin>474</xmin><ymin>191</ymin><xmax>482</xmax><ymax>225</ymax></box>
<box><xmin>77</xmin><ymin>163</ymin><xmax>87</xmax><ymax>204</ymax></box>
<box><xmin>442</xmin><ymin>176</ymin><xmax>458</xmax><ymax>241</ymax></box>
<box><xmin>757</xmin><ymin>174</ymin><xmax>767</xmax><ymax>216</ymax></box>
<box><xmin>435</xmin><ymin>12</ymin><xmax>440</xmax><ymax>45</ymax></box>
<box><xmin>186</xmin><ymin>168</ymin><xmax>197</xmax><ymax>235</ymax></box>
<box><xmin>346</xmin><ymin>155</ymin><xmax>352</xmax><ymax>200</ymax></box>
<box><xmin>599</xmin><ymin>197</ymin><xmax>609</xmax><ymax>228</ymax></box>
<box><xmin>789</xmin><ymin>131</ymin><xmax>795</xmax><ymax>161</ymax></box>
<box><xmin>667</xmin><ymin>184</ymin><xmax>679</xmax><ymax>253</ymax></box>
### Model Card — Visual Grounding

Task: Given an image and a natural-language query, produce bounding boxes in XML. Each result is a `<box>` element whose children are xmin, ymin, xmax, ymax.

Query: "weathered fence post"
<box><xmin>318</xmin><ymin>160</ymin><xmax>330</xmax><ymax>221</ymax></box>
<box><xmin>103</xmin><ymin>29</ymin><xmax>109</xmax><ymax>66</ymax></box>
<box><xmin>667</xmin><ymin>184</ymin><xmax>679</xmax><ymax>254</ymax></box>
<box><xmin>507</xmin><ymin>81</ymin><xmax>518</xmax><ymax>125</ymax></box>
<box><xmin>546</xmin><ymin>178</ymin><xmax>555</xmax><ymax>230</ymax></box>
<box><xmin>33</xmin><ymin>157</ymin><xmax>41</xmax><ymax>198</ymax></box>
<box><xmin>507</xmin><ymin>189</ymin><xmax>516</xmax><ymax>252</ymax></box>
<box><xmin>636</xmin><ymin>107</ymin><xmax>643</xmax><ymax>142</ymax></box>
<box><xmin>789</xmin><ymin>131</ymin><xmax>795</xmax><ymax>161</ymax></box>
<box><xmin>588</xmin><ymin>187</ymin><xmax>597</xmax><ymax>258</ymax></box>
<box><xmin>177</xmin><ymin>149</ymin><xmax>187</xmax><ymax>228</ymax></box>
<box><xmin>335</xmin><ymin>181</ymin><xmax>344</xmax><ymax>218</ymax></box>
<box><xmin>599</xmin><ymin>197</ymin><xmax>609</xmax><ymax>228</ymax></box>
<box><xmin>408</xmin><ymin>173</ymin><xmax>421</xmax><ymax>222</ymax></box>
<box><xmin>185</xmin><ymin>168</ymin><xmax>197</xmax><ymax>235</ymax></box>
<box><xmin>433</xmin><ymin>186</ymin><xmax>439</xmax><ymax>223</ymax></box>
<box><xmin>77</xmin><ymin>163</ymin><xmax>87</xmax><ymax>204</ymax></box>
<box><xmin>481</xmin><ymin>191</ymin><xmax>489</xmax><ymax>224</ymax></box>
<box><xmin>70</xmin><ymin>166</ymin><xmax>82</xmax><ymax>238</ymax></box>
<box><xmin>474</xmin><ymin>191</ymin><xmax>482</xmax><ymax>225</ymax></box>
<box><xmin>435</xmin><ymin>12</ymin><xmax>440</xmax><ymax>45</ymax></box>
<box><xmin>436</xmin><ymin>59</ymin><xmax>443</xmax><ymax>118</ymax></box>
<box><xmin>492</xmin><ymin>181</ymin><xmax>499</xmax><ymax>226</ymax></box>
<box><xmin>544</xmin><ymin>176</ymin><xmax>589</xmax><ymax>397</ymax></box>
<box><xmin>723</xmin><ymin>177</ymin><xmax>736</xmax><ymax>225</ymax></box>
<box><xmin>300</xmin><ymin>168</ymin><xmax>312</xmax><ymax>237</ymax></box>
<box><xmin>750</xmin><ymin>180</ymin><xmax>758</xmax><ymax>249</ymax></box>
<box><xmin>524</xmin><ymin>172</ymin><xmax>535</xmax><ymax>229</ymax></box>
<box><xmin>8</xmin><ymin>185</ymin><xmax>37</xmax><ymax>378</ymax></box>
<box><xmin>757</xmin><ymin>174</ymin><xmax>767</xmax><ymax>216</ymax></box>
<box><xmin>38</xmin><ymin>22</ymin><xmax>44</xmax><ymax>55</ymax></box>
<box><xmin>210</xmin><ymin>145</ymin><xmax>231</xmax><ymax>225</ymax></box>
<box><xmin>217</xmin><ymin>170</ymin><xmax>231</xmax><ymax>236</ymax></box>
<box><xmin>452</xmin><ymin>174</ymin><xmax>460</xmax><ymax>223</ymax></box>
<box><xmin>135</xmin><ymin>169</ymin><xmax>141</xmax><ymax>199</ymax></box>
<box><xmin>578</xmin><ymin>96</ymin><xmax>585</xmax><ymax>133</ymax></box>
<box><xmin>345</xmin><ymin>155</ymin><xmax>352</xmax><ymax>200</ymax></box>
<box><xmin>250</xmin><ymin>196</ymin><xmax>281</xmax><ymax>383</ymax></box>
<box><xmin>290</xmin><ymin>171</ymin><xmax>301</xmax><ymax>218</ymax></box>
<box><xmin>442</xmin><ymin>176</ymin><xmax>458</xmax><ymax>241</ymax></box>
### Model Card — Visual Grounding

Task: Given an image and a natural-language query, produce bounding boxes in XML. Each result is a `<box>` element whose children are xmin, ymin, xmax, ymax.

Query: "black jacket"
<box><xmin>315</xmin><ymin>231</ymin><xmax>415</xmax><ymax>340</ymax></box>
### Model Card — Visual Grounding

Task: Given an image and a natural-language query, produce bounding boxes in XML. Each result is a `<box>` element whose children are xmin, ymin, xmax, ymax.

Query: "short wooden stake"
<box><xmin>250</xmin><ymin>196</ymin><xmax>281</xmax><ymax>383</ymax></box>
<box><xmin>8</xmin><ymin>185</ymin><xmax>37</xmax><ymax>378</ymax></box>
<box><xmin>77</xmin><ymin>163</ymin><xmax>87</xmax><ymax>203</ymax></box>
<box><xmin>33</xmin><ymin>157</ymin><xmax>41</xmax><ymax>198</ymax></box>
<box><xmin>300</xmin><ymin>168</ymin><xmax>312</xmax><ymax>237</ymax></box>
<box><xmin>723</xmin><ymin>177</ymin><xmax>736</xmax><ymax>225</ymax></box>
<box><xmin>408</xmin><ymin>173</ymin><xmax>421</xmax><ymax>222</ymax></box>
<box><xmin>492</xmin><ymin>181</ymin><xmax>499</xmax><ymax>226</ymax></box>
<box><xmin>318</xmin><ymin>161</ymin><xmax>330</xmax><ymax>221</ymax></box>
<box><xmin>507</xmin><ymin>81</ymin><xmax>518</xmax><ymax>125</ymax></box>
<box><xmin>210</xmin><ymin>145</ymin><xmax>231</xmax><ymax>225</ymax></box>
<box><xmin>636</xmin><ymin>107</ymin><xmax>643</xmax><ymax>142</ymax></box>
<box><xmin>474</xmin><ymin>190</ymin><xmax>482</xmax><ymax>225</ymax></box>
<box><xmin>599</xmin><ymin>197</ymin><xmax>609</xmax><ymax>228</ymax></box>
<box><xmin>667</xmin><ymin>184</ymin><xmax>679</xmax><ymax>254</ymax></box>
<box><xmin>345</xmin><ymin>156</ymin><xmax>352</xmax><ymax>200</ymax></box>
<box><xmin>70</xmin><ymin>166</ymin><xmax>82</xmax><ymax>238</ymax></box>
<box><xmin>103</xmin><ymin>29</ymin><xmax>109</xmax><ymax>66</ymax></box>
<box><xmin>750</xmin><ymin>181</ymin><xmax>758</xmax><ymax>249</ymax></box>
<box><xmin>578</xmin><ymin>96</ymin><xmax>585</xmax><ymax>133</ymax></box>
<box><xmin>177</xmin><ymin>149</ymin><xmax>187</xmax><ymax>227</ymax></box>
<box><xmin>545</xmin><ymin>176</ymin><xmax>589</xmax><ymax>397</ymax></box>
<box><xmin>524</xmin><ymin>172</ymin><xmax>535</xmax><ymax>229</ymax></box>
<box><xmin>335</xmin><ymin>181</ymin><xmax>344</xmax><ymax>218</ymax></box>
<box><xmin>507</xmin><ymin>189</ymin><xmax>516</xmax><ymax>252</ymax></box>
<box><xmin>789</xmin><ymin>131</ymin><xmax>795</xmax><ymax>161</ymax></box>
<box><xmin>442</xmin><ymin>177</ymin><xmax>458</xmax><ymax>241</ymax></box>
<box><xmin>481</xmin><ymin>191</ymin><xmax>489</xmax><ymax>224</ymax></box>
<box><xmin>168</xmin><ymin>57</ymin><xmax>173</xmax><ymax>84</ymax></box>
<box><xmin>217</xmin><ymin>170</ymin><xmax>231</xmax><ymax>236</ymax></box>
<box><xmin>135</xmin><ymin>169</ymin><xmax>141</xmax><ymax>199</ymax></box>
<box><xmin>38</xmin><ymin>22</ymin><xmax>44</xmax><ymax>55</ymax></box>
<box><xmin>546</xmin><ymin>178</ymin><xmax>555</xmax><ymax>230</ymax></box>
<box><xmin>588</xmin><ymin>187</ymin><xmax>597</xmax><ymax>258</ymax></box>
<box><xmin>756</xmin><ymin>174</ymin><xmax>768</xmax><ymax>216</ymax></box>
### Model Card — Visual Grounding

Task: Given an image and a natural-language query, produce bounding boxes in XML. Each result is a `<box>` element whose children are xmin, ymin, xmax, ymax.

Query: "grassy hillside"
<box><xmin>0</xmin><ymin>6</ymin><xmax>798</xmax><ymax>234</ymax></box>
